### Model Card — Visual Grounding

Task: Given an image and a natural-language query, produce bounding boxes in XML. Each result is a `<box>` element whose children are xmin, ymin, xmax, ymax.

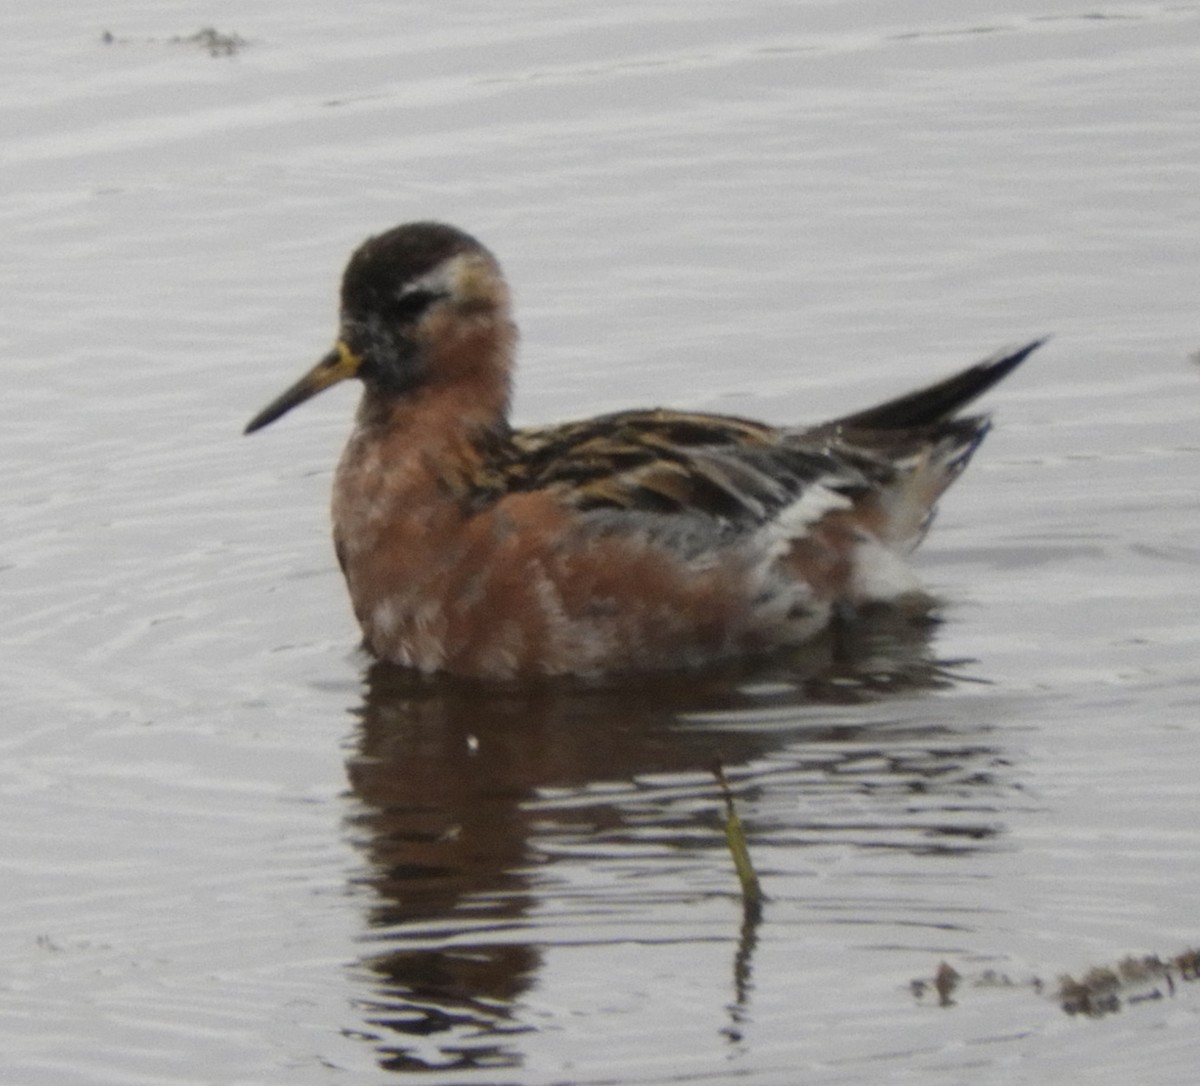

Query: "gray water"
<box><xmin>3</xmin><ymin>3</ymin><xmax>1199</xmax><ymax>1083</ymax></box>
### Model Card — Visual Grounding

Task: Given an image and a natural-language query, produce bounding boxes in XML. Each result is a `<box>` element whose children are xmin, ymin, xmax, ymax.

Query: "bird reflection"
<box><xmin>343</xmin><ymin>607</ymin><xmax>1001</xmax><ymax>1074</ymax></box>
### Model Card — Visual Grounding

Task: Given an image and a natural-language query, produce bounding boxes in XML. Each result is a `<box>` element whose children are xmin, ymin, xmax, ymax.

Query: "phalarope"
<box><xmin>246</xmin><ymin>221</ymin><xmax>1041</xmax><ymax>679</ymax></box>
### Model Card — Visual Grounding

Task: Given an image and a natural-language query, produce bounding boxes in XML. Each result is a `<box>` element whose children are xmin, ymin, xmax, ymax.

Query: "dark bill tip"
<box><xmin>243</xmin><ymin>344</ymin><xmax>360</xmax><ymax>435</ymax></box>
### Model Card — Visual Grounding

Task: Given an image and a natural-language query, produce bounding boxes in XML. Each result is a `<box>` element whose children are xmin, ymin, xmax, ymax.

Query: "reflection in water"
<box><xmin>725</xmin><ymin>894</ymin><xmax>764</xmax><ymax>1045</ymax></box>
<box><xmin>343</xmin><ymin>608</ymin><xmax>1004</xmax><ymax>1073</ymax></box>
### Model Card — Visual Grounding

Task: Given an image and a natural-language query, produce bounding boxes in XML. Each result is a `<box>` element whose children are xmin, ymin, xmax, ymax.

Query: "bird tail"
<box><xmin>829</xmin><ymin>338</ymin><xmax>1045</xmax><ymax>431</ymax></box>
<box><xmin>836</xmin><ymin>338</ymin><xmax>1045</xmax><ymax>551</ymax></box>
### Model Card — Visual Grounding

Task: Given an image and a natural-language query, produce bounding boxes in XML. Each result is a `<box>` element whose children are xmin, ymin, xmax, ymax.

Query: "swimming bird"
<box><xmin>245</xmin><ymin>221</ymin><xmax>1041</xmax><ymax>680</ymax></box>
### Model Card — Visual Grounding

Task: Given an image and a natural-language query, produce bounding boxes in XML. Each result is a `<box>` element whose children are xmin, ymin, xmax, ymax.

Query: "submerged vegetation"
<box><xmin>713</xmin><ymin>761</ymin><xmax>764</xmax><ymax>911</ymax></box>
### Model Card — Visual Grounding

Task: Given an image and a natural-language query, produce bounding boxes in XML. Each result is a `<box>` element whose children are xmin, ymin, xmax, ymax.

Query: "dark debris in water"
<box><xmin>100</xmin><ymin>27</ymin><xmax>249</xmax><ymax>57</ymax></box>
<box><xmin>1058</xmin><ymin>950</ymin><xmax>1200</xmax><ymax>1018</ymax></box>
<box><xmin>911</xmin><ymin>947</ymin><xmax>1200</xmax><ymax>1019</ymax></box>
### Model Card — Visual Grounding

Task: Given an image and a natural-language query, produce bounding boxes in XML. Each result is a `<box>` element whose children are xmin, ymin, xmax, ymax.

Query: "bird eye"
<box><xmin>391</xmin><ymin>289</ymin><xmax>440</xmax><ymax>323</ymax></box>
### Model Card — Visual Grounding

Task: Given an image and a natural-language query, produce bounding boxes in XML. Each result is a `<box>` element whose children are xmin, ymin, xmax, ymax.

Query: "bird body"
<box><xmin>246</xmin><ymin>222</ymin><xmax>1040</xmax><ymax>680</ymax></box>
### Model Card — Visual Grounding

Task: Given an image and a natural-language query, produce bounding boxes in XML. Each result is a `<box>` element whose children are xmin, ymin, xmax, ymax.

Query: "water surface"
<box><xmin>3</xmin><ymin>2</ymin><xmax>1199</xmax><ymax>1083</ymax></box>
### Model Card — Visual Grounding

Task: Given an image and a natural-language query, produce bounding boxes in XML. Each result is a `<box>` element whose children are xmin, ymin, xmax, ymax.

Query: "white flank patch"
<box><xmin>475</xmin><ymin>623</ymin><xmax>524</xmax><ymax>679</ymax></box>
<box><xmin>372</xmin><ymin>598</ymin><xmax>400</xmax><ymax>638</ymax></box>
<box><xmin>849</xmin><ymin>536</ymin><xmax>925</xmax><ymax>601</ymax></box>
<box><xmin>372</xmin><ymin>596</ymin><xmax>447</xmax><ymax>671</ymax></box>
<box><xmin>760</xmin><ymin>484</ymin><xmax>853</xmax><ymax>560</ymax></box>
<box><xmin>531</xmin><ymin>563</ymin><xmax>568</xmax><ymax>631</ymax></box>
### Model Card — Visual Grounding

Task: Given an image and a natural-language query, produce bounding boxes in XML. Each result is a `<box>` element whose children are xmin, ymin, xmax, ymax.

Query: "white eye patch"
<box><xmin>398</xmin><ymin>252</ymin><xmax>501</xmax><ymax>307</ymax></box>
<box><xmin>397</xmin><ymin>261</ymin><xmax>455</xmax><ymax>301</ymax></box>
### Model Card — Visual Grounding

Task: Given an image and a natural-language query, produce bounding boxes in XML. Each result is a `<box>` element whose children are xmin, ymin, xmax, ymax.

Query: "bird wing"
<box><xmin>498</xmin><ymin>409</ymin><xmax>891</xmax><ymax>532</ymax></box>
<box><xmin>473</xmin><ymin>340</ymin><xmax>1044</xmax><ymax>533</ymax></box>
